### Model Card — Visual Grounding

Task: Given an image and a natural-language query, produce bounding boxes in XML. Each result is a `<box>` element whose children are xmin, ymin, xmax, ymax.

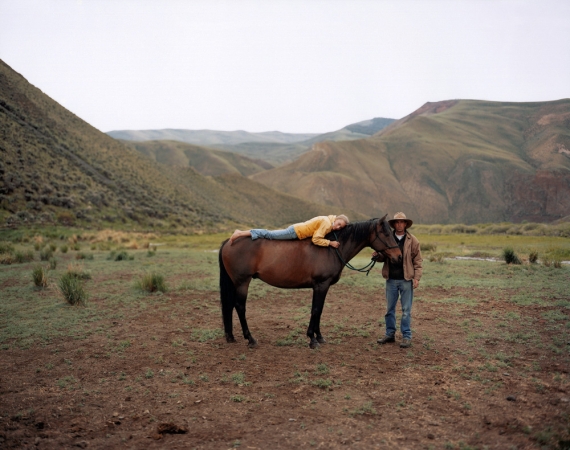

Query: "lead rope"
<box><xmin>332</xmin><ymin>232</ymin><xmax>377</xmax><ymax>276</ymax></box>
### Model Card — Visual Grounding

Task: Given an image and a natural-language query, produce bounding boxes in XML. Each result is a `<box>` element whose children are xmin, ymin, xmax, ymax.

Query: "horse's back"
<box><xmin>221</xmin><ymin>238</ymin><xmax>335</xmax><ymax>288</ymax></box>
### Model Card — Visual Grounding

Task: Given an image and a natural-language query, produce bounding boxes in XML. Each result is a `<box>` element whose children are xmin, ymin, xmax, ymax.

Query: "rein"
<box><xmin>331</xmin><ymin>237</ymin><xmax>377</xmax><ymax>276</ymax></box>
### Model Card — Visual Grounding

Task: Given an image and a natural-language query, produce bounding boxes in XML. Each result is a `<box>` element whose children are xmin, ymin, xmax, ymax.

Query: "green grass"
<box><xmin>135</xmin><ymin>273</ymin><xmax>167</xmax><ymax>293</ymax></box>
<box><xmin>58</xmin><ymin>272</ymin><xmax>88</xmax><ymax>306</ymax></box>
<box><xmin>0</xmin><ymin>232</ymin><xmax>568</xmax><ymax>352</ymax></box>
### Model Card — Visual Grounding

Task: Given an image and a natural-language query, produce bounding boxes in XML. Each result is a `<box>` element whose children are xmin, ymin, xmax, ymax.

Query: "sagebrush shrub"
<box><xmin>502</xmin><ymin>247</ymin><xmax>521</xmax><ymax>265</ymax></box>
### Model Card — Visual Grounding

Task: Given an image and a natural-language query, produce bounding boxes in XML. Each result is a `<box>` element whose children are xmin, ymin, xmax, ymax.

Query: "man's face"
<box><xmin>394</xmin><ymin>220</ymin><xmax>407</xmax><ymax>234</ymax></box>
<box><xmin>332</xmin><ymin>219</ymin><xmax>347</xmax><ymax>231</ymax></box>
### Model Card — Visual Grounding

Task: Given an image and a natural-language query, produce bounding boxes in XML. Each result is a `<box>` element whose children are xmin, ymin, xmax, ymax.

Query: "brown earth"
<box><xmin>1</xmin><ymin>285</ymin><xmax>569</xmax><ymax>449</ymax></box>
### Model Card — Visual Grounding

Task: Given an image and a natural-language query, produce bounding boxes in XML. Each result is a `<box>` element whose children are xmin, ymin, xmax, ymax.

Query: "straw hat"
<box><xmin>388</xmin><ymin>212</ymin><xmax>413</xmax><ymax>229</ymax></box>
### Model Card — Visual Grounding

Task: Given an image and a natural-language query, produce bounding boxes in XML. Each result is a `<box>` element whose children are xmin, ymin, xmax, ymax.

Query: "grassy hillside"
<box><xmin>0</xmin><ymin>60</ymin><xmax>333</xmax><ymax>231</ymax></box>
<box><xmin>122</xmin><ymin>140</ymin><xmax>272</xmax><ymax>176</ymax></box>
<box><xmin>252</xmin><ymin>100</ymin><xmax>570</xmax><ymax>224</ymax></box>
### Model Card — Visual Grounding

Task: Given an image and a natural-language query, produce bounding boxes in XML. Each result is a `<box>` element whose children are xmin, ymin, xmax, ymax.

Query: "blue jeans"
<box><xmin>384</xmin><ymin>279</ymin><xmax>413</xmax><ymax>340</ymax></box>
<box><xmin>250</xmin><ymin>225</ymin><xmax>298</xmax><ymax>241</ymax></box>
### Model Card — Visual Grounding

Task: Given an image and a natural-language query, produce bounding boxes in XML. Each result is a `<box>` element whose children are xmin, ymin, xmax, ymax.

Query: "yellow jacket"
<box><xmin>293</xmin><ymin>215</ymin><xmax>337</xmax><ymax>247</ymax></box>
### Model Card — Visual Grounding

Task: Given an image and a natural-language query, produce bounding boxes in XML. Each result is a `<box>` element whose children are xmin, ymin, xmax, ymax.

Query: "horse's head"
<box><xmin>371</xmin><ymin>215</ymin><xmax>402</xmax><ymax>264</ymax></box>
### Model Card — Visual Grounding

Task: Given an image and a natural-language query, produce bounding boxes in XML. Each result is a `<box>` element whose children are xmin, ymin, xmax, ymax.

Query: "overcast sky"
<box><xmin>1</xmin><ymin>0</ymin><xmax>569</xmax><ymax>133</ymax></box>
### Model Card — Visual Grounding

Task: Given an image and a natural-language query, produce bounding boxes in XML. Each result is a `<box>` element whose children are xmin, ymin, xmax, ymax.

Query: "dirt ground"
<box><xmin>1</xmin><ymin>283</ymin><xmax>569</xmax><ymax>449</ymax></box>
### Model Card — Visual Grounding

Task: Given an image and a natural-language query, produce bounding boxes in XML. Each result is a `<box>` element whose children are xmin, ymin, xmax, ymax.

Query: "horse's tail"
<box><xmin>219</xmin><ymin>239</ymin><xmax>237</xmax><ymax>340</ymax></box>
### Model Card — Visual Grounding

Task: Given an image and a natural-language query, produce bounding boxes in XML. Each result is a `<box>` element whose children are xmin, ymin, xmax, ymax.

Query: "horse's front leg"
<box><xmin>307</xmin><ymin>283</ymin><xmax>330</xmax><ymax>349</ymax></box>
<box><xmin>235</xmin><ymin>281</ymin><xmax>258</xmax><ymax>348</ymax></box>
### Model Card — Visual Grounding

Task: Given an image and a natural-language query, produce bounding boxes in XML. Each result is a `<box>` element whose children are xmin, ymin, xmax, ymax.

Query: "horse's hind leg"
<box><xmin>235</xmin><ymin>282</ymin><xmax>258</xmax><ymax>348</ymax></box>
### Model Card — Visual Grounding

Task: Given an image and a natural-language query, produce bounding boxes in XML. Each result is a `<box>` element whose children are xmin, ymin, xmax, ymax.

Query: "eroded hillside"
<box><xmin>252</xmin><ymin>100</ymin><xmax>570</xmax><ymax>224</ymax></box>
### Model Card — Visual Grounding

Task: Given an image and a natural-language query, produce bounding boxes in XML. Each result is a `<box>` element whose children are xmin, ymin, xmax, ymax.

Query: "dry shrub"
<box><xmin>0</xmin><ymin>253</ymin><xmax>14</xmax><ymax>265</ymax></box>
<box><xmin>429</xmin><ymin>253</ymin><xmax>445</xmax><ymax>263</ymax></box>
<box><xmin>529</xmin><ymin>251</ymin><xmax>538</xmax><ymax>264</ymax></box>
<box><xmin>126</xmin><ymin>241</ymin><xmax>139</xmax><ymax>250</ymax></box>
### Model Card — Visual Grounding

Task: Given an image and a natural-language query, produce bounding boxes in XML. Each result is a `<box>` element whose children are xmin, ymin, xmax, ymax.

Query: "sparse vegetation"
<box><xmin>31</xmin><ymin>265</ymin><xmax>48</xmax><ymax>288</ymax></box>
<box><xmin>502</xmin><ymin>247</ymin><xmax>521</xmax><ymax>265</ymax></box>
<box><xmin>109</xmin><ymin>250</ymin><xmax>134</xmax><ymax>261</ymax></box>
<box><xmin>136</xmin><ymin>272</ymin><xmax>167</xmax><ymax>293</ymax></box>
<box><xmin>58</xmin><ymin>272</ymin><xmax>87</xmax><ymax>306</ymax></box>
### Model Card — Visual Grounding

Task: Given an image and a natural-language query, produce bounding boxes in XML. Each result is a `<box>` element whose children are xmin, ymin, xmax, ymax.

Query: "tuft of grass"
<box><xmin>502</xmin><ymin>247</ymin><xmax>521</xmax><ymax>265</ymax></box>
<box><xmin>75</xmin><ymin>252</ymin><xmax>94</xmax><ymax>260</ymax></box>
<box><xmin>66</xmin><ymin>263</ymin><xmax>92</xmax><ymax>280</ymax></box>
<box><xmin>14</xmin><ymin>250</ymin><xmax>34</xmax><ymax>264</ymax></box>
<box><xmin>529</xmin><ymin>251</ymin><xmax>538</xmax><ymax>264</ymax></box>
<box><xmin>135</xmin><ymin>273</ymin><xmax>167</xmax><ymax>293</ymax></box>
<box><xmin>421</xmin><ymin>242</ymin><xmax>437</xmax><ymax>252</ymax></box>
<box><xmin>48</xmin><ymin>257</ymin><xmax>57</xmax><ymax>270</ymax></box>
<box><xmin>108</xmin><ymin>250</ymin><xmax>134</xmax><ymax>261</ymax></box>
<box><xmin>32</xmin><ymin>265</ymin><xmax>48</xmax><ymax>288</ymax></box>
<box><xmin>429</xmin><ymin>253</ymin><xmax>445</xmax><ymax>263</ymax></box>
<box><xmin>40</xmin><ymin>248</ymin><xmax>53</xmax><ymax>261</ymax></box>
<box><xmin>0</xmin><ymin>242</ymin><xmax>15</xmax><ymax>254</ymax></box>
<box><xmin>58</xmin><ymin>272</ymin><xmax>88</xmax><ymax>306</ymax></box>
<box><xmin>60</xmin><ymin>245</ymin><xmax>68</xmax><ymax>254</ymax></box>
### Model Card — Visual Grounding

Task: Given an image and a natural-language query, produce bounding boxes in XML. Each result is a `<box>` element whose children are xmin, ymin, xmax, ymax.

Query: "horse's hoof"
<box><xmin>309</xmin><ymin>340</ymin><xmax>320</xmax><ymax>349</ymax></box>
<box><xmin>317</xmin><ymin>336</ymin><xmax>327</xmax><ymax>344</ymax></box>
<box><xmin>247</xmin><ymin>339</ymin><xmax>258</xmax><ymax>349</ymax></box>
<box><xmin>226</xmin><ymin>335</ymin><xmax>236</xmax><ymax>343</ymax></box>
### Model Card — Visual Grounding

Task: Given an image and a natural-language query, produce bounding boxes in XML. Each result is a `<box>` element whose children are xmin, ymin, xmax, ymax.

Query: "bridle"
<box><xmin>372</xmin><ymin>221</ymin><xmax>399</xmax><ymax>250</ymax></box>
<box><xmin>332</xmin><ymin>218</ymin><xmax>398</xmax><ymax>276</ymax></box>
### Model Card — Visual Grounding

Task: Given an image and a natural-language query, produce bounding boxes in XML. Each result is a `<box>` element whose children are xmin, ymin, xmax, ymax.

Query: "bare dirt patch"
<box><xmin>1</xmin><ymin>284</ymin><xmax>569</xmax><ymax>449</ymax></box>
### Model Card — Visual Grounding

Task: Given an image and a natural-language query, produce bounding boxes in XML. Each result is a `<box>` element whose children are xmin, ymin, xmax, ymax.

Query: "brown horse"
<box><xmin>219</xmin><ymin>215</ymin><xmax>402</xmax><ymax>349</ymax></box>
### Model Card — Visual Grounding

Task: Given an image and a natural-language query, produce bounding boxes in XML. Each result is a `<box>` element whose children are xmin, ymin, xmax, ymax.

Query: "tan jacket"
<box><xmin>377</xmin><ymin>231</ymin><xmax>423</xmax><ymax>281</ymax></box>
<box><xmin>293</xmin><ymin>215</ymin><xmax>337</xmax><ymax>247</ymax></box>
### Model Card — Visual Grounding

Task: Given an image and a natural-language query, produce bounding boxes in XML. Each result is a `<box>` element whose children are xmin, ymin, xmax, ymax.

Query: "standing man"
<box><xmin>373</xmin><ymin>212</ymin><xmax>423</xmax><ymax>348</ymax></box>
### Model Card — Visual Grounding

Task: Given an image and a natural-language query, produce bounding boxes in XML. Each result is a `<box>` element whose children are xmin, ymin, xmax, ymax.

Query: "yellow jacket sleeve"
<box><xmin>293</xmin><ymin>215</ymin><xmax>336</xmax><ymax>246</ymax></box>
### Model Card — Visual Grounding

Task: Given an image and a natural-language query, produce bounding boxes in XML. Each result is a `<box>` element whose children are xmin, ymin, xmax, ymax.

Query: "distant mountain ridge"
<box><xmin>107</xmin><ymin>117</ymin><xmax>397</xmax><ymax>165</ymax></box>
<box><xmin>107</xmin><ymin>128</ymin><xmax>318</xmax><ymax>146</ymax></box>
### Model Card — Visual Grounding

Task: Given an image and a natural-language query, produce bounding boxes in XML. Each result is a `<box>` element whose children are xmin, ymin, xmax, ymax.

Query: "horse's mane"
<box><xmin>329</xmin><ymin>218</ymin><xmax>378</xmax><ymax>243</ymax></box>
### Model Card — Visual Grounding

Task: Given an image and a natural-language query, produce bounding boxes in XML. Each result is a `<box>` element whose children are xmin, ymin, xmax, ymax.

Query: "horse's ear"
<box><xmin>380</xmin><ymin>214</ymin><xmax>388</xmax><ymax>221</ymax></box>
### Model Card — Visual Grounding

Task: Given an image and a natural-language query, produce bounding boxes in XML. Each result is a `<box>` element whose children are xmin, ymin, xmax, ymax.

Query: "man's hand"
<box><xmin>330</xmin><ymin>241</ymin><xmax>340</xmax><ymax>248</ymax></box>
<box><xmin>413</xmin><ymin>279</ymin><xmax>420</xmax><ymax>289</ymax></box>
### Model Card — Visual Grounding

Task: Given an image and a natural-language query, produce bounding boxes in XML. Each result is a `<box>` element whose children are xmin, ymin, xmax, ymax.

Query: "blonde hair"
<box><xmin>336</xmin><ymin>214</ymin><xmax>349</xmax><ymax>224</ymax></box>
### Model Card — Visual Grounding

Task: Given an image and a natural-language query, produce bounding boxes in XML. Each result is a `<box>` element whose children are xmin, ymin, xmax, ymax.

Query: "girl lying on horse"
<box><xmin>228</xmin><ymin>214</ymin><xmax>349</xmax><ymax>248</ymax></box>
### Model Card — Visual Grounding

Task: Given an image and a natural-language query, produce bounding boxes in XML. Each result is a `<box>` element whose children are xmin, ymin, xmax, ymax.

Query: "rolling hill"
<box><xmin>252</xmin><ymin>100</ymin><xmax>570</xmax><ymax>224</ymax></box>
<box><xmin>121</xmin><ymin>140</ymin><xmax>272</xmax><ymax>177</ymax></box>
<box><xmin>0</xmin><ymin>59</ymin><xmax>334</xmax><ymax>230</ymax></box>
<box><xmin>109</xmin><ymin>117</ymin><xmax>396</xmax><ymax>166</ymax></box>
